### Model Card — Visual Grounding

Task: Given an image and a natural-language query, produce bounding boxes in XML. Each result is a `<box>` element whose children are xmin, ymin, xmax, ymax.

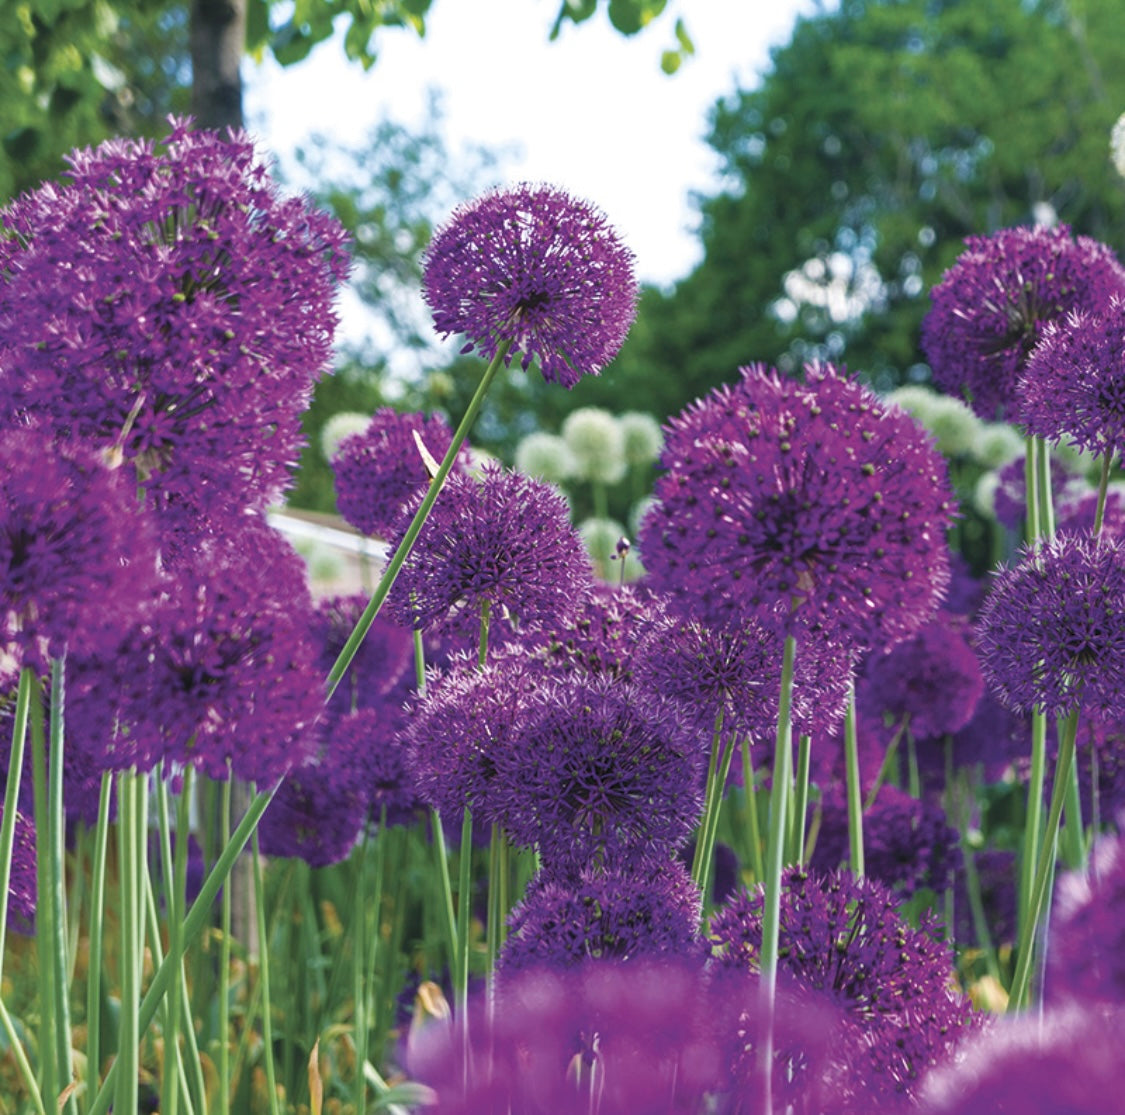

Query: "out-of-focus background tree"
<box><xmin>4</xmin><ymin>0</ymin><xmax>1125</xmax><ymax>514</ymax></box>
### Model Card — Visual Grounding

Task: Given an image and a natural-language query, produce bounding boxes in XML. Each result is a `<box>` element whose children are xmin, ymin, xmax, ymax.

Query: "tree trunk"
<box><xmin>190</xmin><ymin>0</ymin><xmax>247</xmax><ymax>130</ymax></box>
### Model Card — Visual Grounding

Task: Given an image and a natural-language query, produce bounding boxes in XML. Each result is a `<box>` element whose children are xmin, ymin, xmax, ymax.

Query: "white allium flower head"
<box><xmin>884</xmin><ymin>385</ymin><xmax>938</xmax><ymax>427</ymax></box>
<box><xmin>1111</xmin><ymin>112</ymin><xmax>1125</xmax><ymax>180</ymax></box>
<box><xmin>619</xmin><ymin>411</ymin><xmax>664</xmax><ymax>467</ymax></box>
<box><xmin>973</xmin><ymin>470</ymin><xmax>1001</xmax><ymax>517</ymax></box>
<box><xmin>514</xmin><ymin>431</ymin><xmax>577</xmax><ymax>485</ymax></box>
<box><xmin>561</xmin><ymin>406</ymin><xmax>627</xmax><ymax>485</ymax></box>
<box><xmin>973</xmin><ymin>423</ymin><xmax>1025</xmax><ymax>470</ymax></box>
<box><xmin>925</xmin><ymin>394</ymin><xmax>984</xmax><ymax>458</ymax></box>
<box><xmin>320</xmin><ymin>411</ymin><xmax>370</xmax><ymax>461</ymax></box>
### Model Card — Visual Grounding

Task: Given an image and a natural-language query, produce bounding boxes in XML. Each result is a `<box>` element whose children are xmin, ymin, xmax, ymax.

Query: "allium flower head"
<box><xmin>422</xmin><ymin>183</ymin><xmax>637</xmax><ymax>388</ymax></box>
<box><xmin>639</xmin><ymin>361</ymin><xmax>956</xmax><ymax>648</ymax></box>
<box><xmin>975</xmin><ymin>532</ymin><xmax>1125</xmax><ymax>719</ymax></box>
<box><xmin>0</xmin><ymin>118</ymin><xmax>351</xmax><ymax>524</ymax></box>
<box><xmin>2</xmin><ymin>806</ymin><xmax>36</xmax><ymax>934</ymax></box>
<box><xmin>1112</xmin><ymin>112</ymin><xmax>1125</xmax><ymax>180</ymax></box>
<box><xmin>1019</xmin><ymin>298</ymin><xmax>1125</xmax><ymax>461</ymax></box>
<box><xmin>921</xmin><ymin>224</ymin><xmax>1125</xmax><ymax>419</ymax></box>
<box><xmin>121</xmin><ymin>517</ymin><xmax>324</xmax><ymax>782</ymax></box>
<box><xmin>919</xmin><ymin>1004</ymin><xmax>1125</xmax><ymax>1115</ymax></box>
<box><xmin>513</xmin><ymin>430</ymin><xmax>577</xmax><ymax>484</ymax></box>
<box><xmin>989</xmin><ymin>452</ymin><xmax>1088</xmax><ymax>531</ymax></box>
<box><xmin>0</xmin><ymin>431</ymin><xmax>156</xmax><ymax>660</ymax></box>
<box><xmin>331</xmin><ymin>408</ymin><xmax>471</xmax><ymax>538</ymax></box>
<box><xmin>495</xmin><ymin>674</ymin><xmax>706</xmax><ymax>875</ymax></box>
<box><xmin>498</xmin><ymin>861</ymin><xmax>703</xmax><ymax>975</ymax></box>
<box><xmin>561</xmin><ymin>406</ymin><xmax>627</xmax><ymax>484</ymax></box>
<box><xmin>319</xmin><ymin>411</ymin><xmax>369</xmax><ymax>461</ymax></box>
<box><xmin>711</xmin><ymin>868</ymin><xmax>977</xmax><ymax>1106</ymax></box>
<box><xmin>971</xmin><ymin>421</ymin><xmax>1024</xmax><ymax>470</ymax></box>
<box><xmin>859</xmin><ymin>613</ymin><xmax>984</xmax><ymax>739</ymax></box>
<box><xmin>619</xmin><ymin>410</ymin><xmax>664</xmax><ymax>467</ymax></box>
<box><xmin>387</xmin><ymin>461</ymin><xmax>593</xmax><ymax>639</ymax></box>
<box><xmin>1048</xmin><ymin>829</ymin><xmax>1125</xmax><ymax>1005</ymax></box>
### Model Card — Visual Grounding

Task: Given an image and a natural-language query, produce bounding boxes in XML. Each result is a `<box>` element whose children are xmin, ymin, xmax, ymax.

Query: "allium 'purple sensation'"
<box><xmin>0</xmin><ymin>431</ymin><xmax>156</xmax><ymax>661</ymax></box>
<box><xmin>639</xmin><ymin>362</ymin><xmax>956</xmax><ymax>649</ymax></box>
<box><xmin>387</xmin><ymin>461</ymin><xmax>593</xmax><ymax>639</ymax></box>
<box><xmin>331</xmin><ymin>706</ymin><xmax>421</xmax><ymax>828</ymax></box>
<box><xmin>498</xmin><ymin>861</ymin><xmax>703</xmax><ymax>975</ymax></box>
<box><xmin>1020</xmin><ymin>299</ymin><xmax>1125</xmax><ymax>460</ymax></box>
<box><xmin>1047</xmin><ymin>830</ymin><xmax>1125</xmax><ymax>1005</ymax></box>
<box><xmin>990</xmin><ymin>452</ymin><xmax>1089</xmax><ymax>532</ymax></box>
<box><xmin>410</xmin><ymin>958</ymin><xmax>723</xmax><ymax>1115</ymax></box>
<box><xmin>311</xmin><ymin>593</ymin><xmax>413</xmax><ymax>724</ymax></box>
<box><xmin>331</xmin><ymin>408</ymin><xmax>471</xmax><ymax>538</ymax></box>
<box><xmin>534</xmin><ymin>582</ymin><xmax>667</xmax><ymax>682</ymax></box>
<box><xmin>921</xmin><ymin>224</ymin><xmax>1125</xmax><ymax>420</ymax></box>
<box><xmin>634</xmin><ymin>613</ymin><xmax>854</xmax><ymax>746</ymax></box>
<box><xmin>422</xmin><ymin>183</ymin><xmax>637</xmax><ymax>389</ymax></box>
<box><xmin>0</xmin><ymin>119</ymin><xmax>350</xmax><ymax>528</ymax></box>
<box><xmin>810</xmin><ymin>784</ymin><xmax>962</xmax><ymax>899</ymax></box>
<box><xmin>121</xmin><ymin>518</ymin><xmax>323</xmax><ymax>782</ymax></box>
<box><xmin>975</xmin><ymin>532</ymin><xmax>1125</xmax><ymax>719</ymax></box>
<box><xmin>256</xmin><ymin>756</ymin><xmax>367</xmax><ymax>867</ymax></box>
<box><xmin>859</xmin><ymin>613</ymin><xmax>984</xmax><ymax>739</ymax></box>
<box><xmin>495</xmin><ymin>675</ymin><xmax>706</xmax><ymax>875</ymax></box>
<box><xmin>919</xmin><ymin>1004</ymin><xmax>1124</xmax><ymax>1115</ymax></box>
<box><xmin>711</xmin><ymin>868</ymin><xmax>977</xmax><ymax>1106</ymax></box>
<box><xmin>3</xmin><ymin>806</ymin><xmax>36</xmax><ymax>934</ymax></box>
<box><xmin>400</xmin><ymin>647</ymin><xmax>546</xmax><ymax>825</ymax></box>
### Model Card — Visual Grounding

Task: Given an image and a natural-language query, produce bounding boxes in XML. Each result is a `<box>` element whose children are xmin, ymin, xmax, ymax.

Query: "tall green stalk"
<box><xmin>326</xmin><ymin>340</ymin><xmax>512</xmax><ymax>700</ymax></box>
<box><xmin>755</xmin><ymin>633</ymin><xmax>797</xmax><ymax>1111</ymax></box>
<box><xmin>843</xmin><ymin>684</ymin><xmax>864</xmax><ymax>877</ymax></box>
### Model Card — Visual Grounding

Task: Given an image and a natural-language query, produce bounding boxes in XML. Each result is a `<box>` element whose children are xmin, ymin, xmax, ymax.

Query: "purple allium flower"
<box><xmin>387</xmin><ymin>461</ymin><xmax>593</xmax><ymax>640</ymax></box>
<box><xmin>400</xmin><ymin>646</ymin><xmax>547</xmax><ymax>825</ymax></box>
<box><xmin>990</xmin><ymin>452</ymin><xmax>1089</xmax><ymax>532</ymax></box>
<box><xmin>633</xmin><ymin>613</ymin><xmax>854</xmax><ymax>746</ymax></box>
<box><xmin>710</xmin><ymin>868</ymin><xmax>977</xmax><ymax>1106</ymax></box>
<box><xmin>3</xmin><ymin>806</ymin><xmax>36</xmax><ymax>934</ymax></box>
<box><xmin>533</xmin><ymin>582</ymin><xmax>667</xmax><ymax>682</ymax></box>
<box><xmin>311</xmin><ymin>592</ymin><xmax>413</xmax><ymax>725</ymax></box>
<box><xmin>422</xmin><ymin>183</ymin><xmax>637</xmax><ymax>389</ymax></box>
<box><xmin>494</xmin><ymin>674</ymin><xmax>706</xmax><ymax>875</ymax></box>
<box><xmin>1019</xmin><ymin>298</ymin><xmax>1125</xmax><ymax>460</ymax></box>
<box><xmin>947</xmin><ymin>690</ymin><xmax>1029</xmax><ymax>782</ymax></box>
<box><xmin>0</xmin><ymin>118</ymin><xmax>350</xmax><ymax>525</ymax></box>
<box><xmin>809</xmin><ymin>784</ymin><xmax>962</xmax><ymax>899</ymax></box>
<box><xmin>498</xmin><ymin>861</ymin><xmax>703</xmax><ymax>975</ymax></box>
<box><xmin>1047</xmin><ymin>830</ymin><xmax>1125</xmax><ymax>1006</ymax></box>
<box><xmin>1057</xmin><ymin>484</ymin><xmax>1125</xmax><ymax>540</ymax></box>
<box><xmin>919</xmin><ymin>1004</ymin><xmax>1124</xmax><ymax>1115</ymax></box>
<box><xmin>0</xmin><ymin>431</ymin><xmax>156</xmax><ymax>661</ymax></box>
<box><xmin>975</xmin><ymin>532</ymin><xmax>1125</xmax><ymax>719</ymax></box>
<box><xmin>331</xmin><ymin>408</ymin><xmax>471</xmax><ymax>539</ymax></box>
<box><xmin>330</xmin><ymin>706</ymin><xmax>421</xmax><ymax>828</ymax></box>
<box><xmin>858</xmin><ymin>613</ymin><xmax>984</xmax><ymax>739</ymax></box>
<box><xmin>121</xmin><ymin>517</ymin><xmax>324</xmax><ymax>782</ymax></box>
<box><xmin>256</xmin><ymin>754</ymin><xmax>367</xmax><ymax>867</ymax></box>
<box><xmin>921</xmin><ymin>224</ymin><xmax>1125</xmax><ymax>420</ymax></box>
<box><xmin>638</xmin><ymin>362</ymin><xmax>956</xmax><ymax>649</ymax></box>
<box><xmin>410</xmin><ymin>957</ymin><xmax>722</xmax><ymax>1115</ymax></box>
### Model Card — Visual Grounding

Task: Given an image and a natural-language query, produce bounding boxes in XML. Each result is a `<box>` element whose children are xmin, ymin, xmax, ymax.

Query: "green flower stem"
<box><xmin>906</xmin><ymin>729</ymin><xmax>921</xmax><ymax>799</ymax></box>
<box><xmin>326</xmin><ymin>340</ymin><xmax>513</xmax><ymax>701</ymax></box>
<box><xmin>1061</xmin><ymin>747</ymin><xmax>1086</xmax><ymax>870</ymax></box>
<box><xmin>843</xmin><ymin>683</ymin><xmax>864</xmax><ymax>877</ymax></box>
<box><xmin>84</xmin><ymin>773</ymin><xmax>113</xmax><ymax>1108</ymax></box>
<box><xmin>1024</xmin><ymin>437</ymin><xmax>1042</xmax><ymax>542</ymax></box>
<box><xmin>1035</xmin><ymin>438</ymin><xmax>1055</xmax><ymax>538</ymax></box>
<box><xmin>88</xmin><ymin>783</ymin><xmax>280</xmax><ymax>1115</ymax></box>
<box><xmin>1017</xmin><ymin>711</ymin><xmax>1048</xmax><ymax>952</ymax></box>
<box><xmin>456</xmin><ymin>809</ymin><xmax>474</xmax><ymax>1005</ymax></box>
<box><xmin>479</xmin><ymin>598</ymin><xmax>491</xmax><ymax>670</ymax></box>
<box><xmin>0</xmin><ymin>667</ymin><xmax>33</xmax><ymax>983</ymax></box>
<box><xmin>114</xmin><ymin>771</ymin><xmax>143</xmax><ymax>1115</ymax></box>
<box><xmin>486</xmin><ymin>825</ymin><xmax>503</xmax><ymax>978</ymax></box>
<box><xmin>739</xmin><ymin>738</ymin><xmax>765</xmax><ymax>883</ymax></box>
<box><xmin>863</xmin><ymin>715</ymin><xmax>909</xmax><ymax>810</ymax></box>
<box><xmin>353</xmin><ymin>836</ymin><xmax>370</xmax><ymax>1115</ymax></box>
<box><xmin>791</xmin><ymin>733</ymin><xmax>811</xmax><ymax>867</ymax></box>
<box><xmin>251</xmin><ymin>829</ymin><xmax>282</xmax><ymax>1115</ymax></box>
<box><xmin>1093</xmin><ymin>452</ymin><xmax>1114</xmax><ymax>535</ymax></box>
<box><xmin>699</xmin><ymin>733</ymin><xmax>736</xmax><ymax>914</ymax></box>
<box><xmin>359</xmin><ymin>811</ymin><xmax>387</xmax><ymax>1090</ymax></box>
<box><xmin>217</xmin><ymin>779</ymin><xmax>233</xmax><ymax>1115</ymax></box>
<box><xmin>756</xmin><ymin>633</ymin><xmax>797</xmax><ymax>1110</ymax></box>
<box><xmin>1009</xmin><ymin>706</ymin><xmax>1081</xmax><ymax>1012</ymax></box>
<box><xmin>690</xmin><ymin>709</ymin><xmax>726</xmax><ymax>888</ymax></box>
<box><xmin>0</xmin><ymin>994</ymin><xmax>45</xmax><ymax>1115</ymax></box>
<box><xmin>431</xmin><ymin>810</ymin><xmax>458</xmax><ymax>981</ymax></box>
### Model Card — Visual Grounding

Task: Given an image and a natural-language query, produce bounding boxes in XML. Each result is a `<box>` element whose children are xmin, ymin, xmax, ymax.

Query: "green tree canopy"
<box><xmin>578</xmin><ymin>0</ymin><xmax>1125</xmax><ymax>427</ymax></box>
